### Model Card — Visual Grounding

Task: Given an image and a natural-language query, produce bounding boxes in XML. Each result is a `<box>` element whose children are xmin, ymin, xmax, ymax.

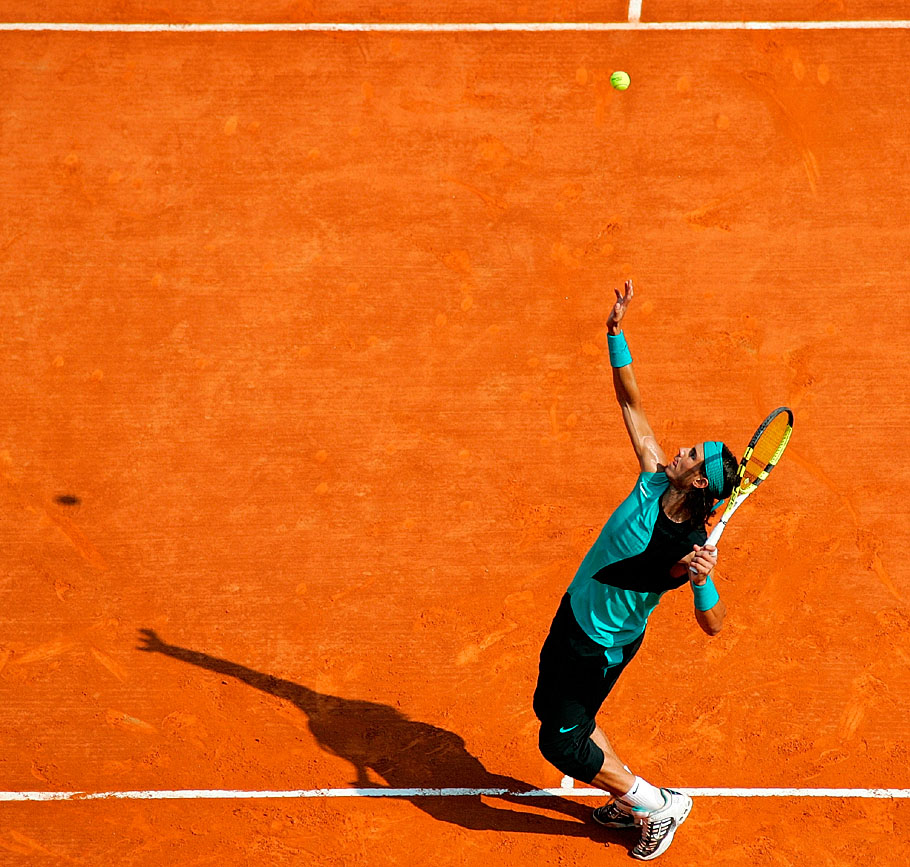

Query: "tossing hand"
<box><xmin>606</xmin><ymin>279</ymin><xmax>634</xmax><ymax>336</ymax></box>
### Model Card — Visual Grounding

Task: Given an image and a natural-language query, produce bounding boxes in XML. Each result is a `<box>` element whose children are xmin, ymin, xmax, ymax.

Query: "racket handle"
<box><xmin>705</xmin><ymin>521</ymin><xmax>726</xmax><ymax>548</ymax></box>
<box><xmin>689</xmin><ymin>521</ymin><xmax>727</xmax><ymax>574</ymax></box>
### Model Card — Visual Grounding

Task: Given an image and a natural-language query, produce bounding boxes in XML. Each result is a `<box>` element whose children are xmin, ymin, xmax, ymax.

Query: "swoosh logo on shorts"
<box><xmin>559</xmin><ymin>724</ymin><xmax>580</xmax><ymax>733</ymax></box>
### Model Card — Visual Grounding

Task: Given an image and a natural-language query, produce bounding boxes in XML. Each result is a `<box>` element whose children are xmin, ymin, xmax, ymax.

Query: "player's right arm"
<box><xmin>607</xmin><ymin>281</ymin><xmax>667</xmax><ymax>473</ymax></box>
<box><xmin>688</xmin><ymin>545</ymin><xmax>725</xmax><ymax>635</ymax></box>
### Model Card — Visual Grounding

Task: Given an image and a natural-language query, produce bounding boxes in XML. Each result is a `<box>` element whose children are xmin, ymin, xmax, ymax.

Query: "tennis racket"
<box><xmin>691</xmin><ymin>407</ymin><xmax>794</xmax><ymax>572</ymax></box>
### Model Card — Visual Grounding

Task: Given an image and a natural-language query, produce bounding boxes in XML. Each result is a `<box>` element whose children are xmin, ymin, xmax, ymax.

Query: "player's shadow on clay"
<box><xmin>136</xmin><ymin>629</ymin><xmax>626</xmax><ymax>842</ymax></box>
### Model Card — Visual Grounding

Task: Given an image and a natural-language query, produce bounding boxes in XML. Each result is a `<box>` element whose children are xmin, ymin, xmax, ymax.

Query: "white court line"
<box><xmin>1</xmin><ymin>21</ymin><xmax>910</xmax><ymax>32</ymax></box>
<box><xmin>628</xmin><ymin>1</ymin><xmax>643</xmax><ymax>24</ymax></box>
<box><xmin>2</xmin><ymin>787</ymin><xmax>910</xmax><ymax>802</ymax></box>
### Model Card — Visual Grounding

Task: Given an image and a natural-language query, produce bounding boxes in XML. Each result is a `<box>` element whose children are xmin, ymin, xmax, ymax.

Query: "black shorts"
<box><xmin>532</xmin><ymin>593</ymin><xmax>645</xmax><ymax>782</ymax></box>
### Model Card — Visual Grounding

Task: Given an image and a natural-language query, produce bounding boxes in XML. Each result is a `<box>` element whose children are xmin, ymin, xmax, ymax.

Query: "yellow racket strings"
<box><xmin>743</xmin><ymin>412</ymin><xmax>792</xmax><ymax>485</ymax></box>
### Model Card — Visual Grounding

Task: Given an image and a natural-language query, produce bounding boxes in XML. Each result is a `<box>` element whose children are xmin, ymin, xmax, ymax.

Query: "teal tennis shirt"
<box><xmin>568</xmin><ymin>471</ymin><xmax>707</xmax><ymax>666</ymax></box>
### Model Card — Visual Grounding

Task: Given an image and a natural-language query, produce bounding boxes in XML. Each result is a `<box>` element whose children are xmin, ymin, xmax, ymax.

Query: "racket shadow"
<box><xmin>136</xmin><ymin>629</ymin><xmax>625</xmax><ymax>841</ymax></box>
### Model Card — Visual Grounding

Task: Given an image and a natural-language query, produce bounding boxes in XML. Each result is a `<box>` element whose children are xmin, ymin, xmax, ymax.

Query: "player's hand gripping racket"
<box><xmin>690</xmin><ymin>407</ymin><xmax>794</xmax><ymax>574</ymax></box>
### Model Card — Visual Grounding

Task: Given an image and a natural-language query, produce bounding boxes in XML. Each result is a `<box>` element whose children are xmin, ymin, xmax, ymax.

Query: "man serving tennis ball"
<box><xmin>532</xmin><ymin>280</ymin><xmax>738</xmax><ymax>861</ymax></box>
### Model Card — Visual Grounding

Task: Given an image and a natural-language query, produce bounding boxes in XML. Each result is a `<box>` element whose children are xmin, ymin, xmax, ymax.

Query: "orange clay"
<box><xmin>1</xmin><ymin>14</ymin><xmax>909</xmax><ymax>865</ymax></box>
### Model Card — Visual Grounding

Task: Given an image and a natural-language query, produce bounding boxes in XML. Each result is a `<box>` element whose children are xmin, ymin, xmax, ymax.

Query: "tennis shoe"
<box><xmin>630</xmin><ymin>788</ymin><xmax>692</xmax><ymax>861</ymax></box>
<box><xmin>592</xmin><ymin>799</ymin><xmax>636</xmax><ymax>829</ymax></box>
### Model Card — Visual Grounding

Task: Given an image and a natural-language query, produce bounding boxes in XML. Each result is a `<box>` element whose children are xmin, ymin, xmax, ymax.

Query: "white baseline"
<box><xmin>2</xmin><ymin>787</ymin><xmax>910</xmax><ymax>802</ymax></box>
<box><xmin>1</xmin><ymin>21</ymin><xmax>910</xmax><ymax>32</ymax></box>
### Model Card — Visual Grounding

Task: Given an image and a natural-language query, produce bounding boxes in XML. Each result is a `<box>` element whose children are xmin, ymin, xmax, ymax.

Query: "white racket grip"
<box><xmin>705</xmin><ymin>520</ymin><xmax>726</xmax><ymax>548</ymax></box>
<box><xmin>689</xmin><ymin>519</ymin><xmax>727</xmax><ymax>574</ymax></box>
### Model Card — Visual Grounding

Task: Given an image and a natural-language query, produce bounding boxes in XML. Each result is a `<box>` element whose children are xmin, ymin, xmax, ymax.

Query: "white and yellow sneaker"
<box><xmin>630</xmin><ymin>788</ymin><xmax>692</xmax><ymax>861</ymax></box>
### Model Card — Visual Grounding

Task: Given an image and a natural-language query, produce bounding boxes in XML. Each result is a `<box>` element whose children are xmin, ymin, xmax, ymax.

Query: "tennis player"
<box><xmin>532</xmin><ymin>280</ymin><xmax>737</xmax><ymax>861</ymax></box>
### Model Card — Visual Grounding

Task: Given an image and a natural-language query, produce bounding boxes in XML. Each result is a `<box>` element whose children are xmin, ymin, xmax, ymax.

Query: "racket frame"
<box><xmin>692</xmin><ymin>407</ymin><xmax>793</xmax><ymax>568</ymax></box>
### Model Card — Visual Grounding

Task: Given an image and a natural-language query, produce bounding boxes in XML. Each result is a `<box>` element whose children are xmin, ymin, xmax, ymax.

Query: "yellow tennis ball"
<box><xmin>611</xmin><ymin>71</ymin><xmax>631</xmax><ymax>91</ymax></box>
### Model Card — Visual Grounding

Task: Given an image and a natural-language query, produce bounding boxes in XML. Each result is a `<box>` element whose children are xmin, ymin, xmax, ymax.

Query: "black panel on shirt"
<box><xmin>589</xmin><ymin>508</ymin><xmax>708</xmax><ymax>594</ymax></box>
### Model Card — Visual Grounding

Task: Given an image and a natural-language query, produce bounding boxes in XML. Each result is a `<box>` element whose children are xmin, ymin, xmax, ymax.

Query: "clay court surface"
<box><xmin>2</xmin><ymin>3</ymin><xmax>910</xmax><ymax>864</ymax></box>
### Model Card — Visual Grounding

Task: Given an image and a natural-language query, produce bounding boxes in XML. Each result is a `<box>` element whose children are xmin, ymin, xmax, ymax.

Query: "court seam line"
<box><xmin>1</xmin><ymin>20</ymin><xmax>910</xmax><ymax>32</ymax></box>
<box><xmin>3</xmin><ymin>787</ymin><xmax>910</xmax><ymax>802</ymax></box>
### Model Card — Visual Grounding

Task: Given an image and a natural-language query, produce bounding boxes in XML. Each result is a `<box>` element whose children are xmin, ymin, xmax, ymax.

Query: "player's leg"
<box><xmin>534</xmin><ymin>641</ymin><xmax>657</xmax><ymax>831</ymax></box>
<box><xmin>533</xmin><ymin>596</ymin><xmax>622</xmax><ymax>788</ymax></box>
<box><xmin>534</xmin><ymin>596</ymin><xmax>642</xmax><ymax>800</ymax></box>
<box><xmin>587</xmin><ymin>663</ymin><xmax>693</xmax><ymax>859</ymax></box>
<box><xmin>584</xmin><ymin>633</ymin><xmax>665</xmax><ymax>808</ymax></box>
<box><xmin>589</xmin><ymin>723</ymin><xmax>634</xmax><ymax>791</ymax></box>
<box><xmin>533</xmin><ymin>596</ymin><xmax>691</xmax><ymax>857</ymax></box>
<box><xmin>586</xmin><ymin>725</ymin><xmax>640</xmax><ymax>830</ymax></box>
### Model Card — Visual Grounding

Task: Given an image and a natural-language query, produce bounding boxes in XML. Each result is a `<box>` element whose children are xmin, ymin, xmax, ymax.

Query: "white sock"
<box><xmin>620</xmin><ymin>776</ymin><xmax>666</xmax><ymax>811</ymax></box>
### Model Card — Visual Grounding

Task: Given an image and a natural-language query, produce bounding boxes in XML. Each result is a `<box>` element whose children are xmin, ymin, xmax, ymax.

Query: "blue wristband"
<box><xmin>691</xmin><ymin>576</ymin><xmax>720</xmax><ymax>611</ymax></box>
<box><xmin>607</xmin><ymin>332</ymin><xmax>633</xmax><ymax>368</ymax></box>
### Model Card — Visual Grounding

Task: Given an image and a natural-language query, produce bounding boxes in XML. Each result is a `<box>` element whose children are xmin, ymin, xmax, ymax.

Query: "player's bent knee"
<box><xmin>537</xmin><ymin>724</ymin><xmax>604</xmax><ymax>784</ymax></box>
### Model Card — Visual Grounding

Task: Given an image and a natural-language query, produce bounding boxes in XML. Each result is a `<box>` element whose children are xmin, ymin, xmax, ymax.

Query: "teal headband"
<box><xmin>702</xmin><ymin>441</ymin><xmax>726</xmax><ymax>499</ymax></box>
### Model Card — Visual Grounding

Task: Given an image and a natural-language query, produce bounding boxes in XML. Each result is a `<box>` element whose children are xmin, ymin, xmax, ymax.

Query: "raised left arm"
<box><xmin>606</xmin><ymin>281</ymin><xmax>667</xmax><ymax>473</ymax></box>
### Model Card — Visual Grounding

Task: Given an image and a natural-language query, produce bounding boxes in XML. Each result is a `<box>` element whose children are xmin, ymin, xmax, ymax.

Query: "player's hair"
<box><xmin>686</xmin><ymin>444</ymin><xmax>738</xmax><ymax>527</ymax></box>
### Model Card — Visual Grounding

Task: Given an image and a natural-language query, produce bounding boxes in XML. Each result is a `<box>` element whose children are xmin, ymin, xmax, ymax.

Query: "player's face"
<box><xmin>666</xmin><ymin>443</ymin><xmax>708</xmax><ymax>489</ymax></box>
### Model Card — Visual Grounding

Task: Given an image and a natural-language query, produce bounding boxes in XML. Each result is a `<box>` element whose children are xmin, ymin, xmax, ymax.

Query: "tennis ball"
<box><xmin>611</xmin><ymin>71</ymin><xmax>631</xmax><ymax>91</ymax></box>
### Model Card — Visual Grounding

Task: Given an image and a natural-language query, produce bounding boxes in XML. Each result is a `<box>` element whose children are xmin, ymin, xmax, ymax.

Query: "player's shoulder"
<box><xmin>637</xmin><ymin>469</ymin><xmax>669</xmax><ymax>489</ymax></box>
<box><xmin>627</xmin><ymin>469</ymin><xmax>670</xmax><ymax>508</ymax></box>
